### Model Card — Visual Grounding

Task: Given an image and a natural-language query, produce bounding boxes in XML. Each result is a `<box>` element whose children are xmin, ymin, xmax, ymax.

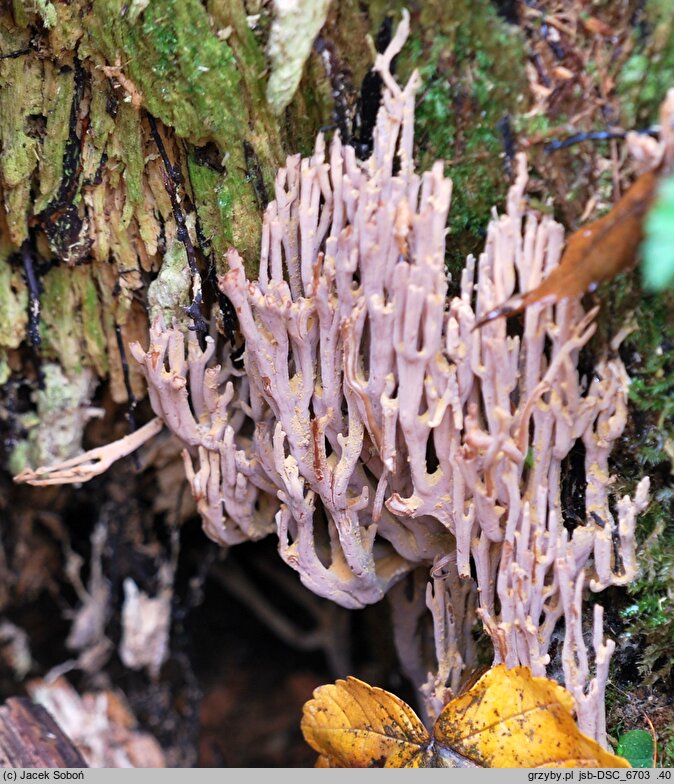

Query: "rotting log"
<box><xmin>0</xmin><ymin>697</ymin><xmax>87</xmax><ymax>768</ymax></box>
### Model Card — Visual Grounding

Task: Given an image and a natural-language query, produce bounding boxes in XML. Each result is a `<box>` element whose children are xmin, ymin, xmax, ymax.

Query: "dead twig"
<box><xmin>13</xmin><ymin>417</ymin><xmax>164</xmax><ymax>486</ymax></box>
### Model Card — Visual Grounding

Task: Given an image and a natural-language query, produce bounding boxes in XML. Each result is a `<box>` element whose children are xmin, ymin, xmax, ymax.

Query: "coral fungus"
<box><xmin>16</xmin><ymin>11</ymin><xmax>653</xmax><ymax>745</ymax></box>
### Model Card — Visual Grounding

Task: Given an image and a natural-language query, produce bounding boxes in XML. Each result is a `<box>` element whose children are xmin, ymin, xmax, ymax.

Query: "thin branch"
<box><xmin>13</xmin><ymin>417</ymin><xmax>164</xmax><ymax>486</ymax></box>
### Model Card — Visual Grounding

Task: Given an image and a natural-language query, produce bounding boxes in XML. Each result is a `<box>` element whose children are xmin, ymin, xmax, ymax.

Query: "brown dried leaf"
<box><xmin>582</xmin><ymin>16</ymin><xmax>615</xmax><ymax>37</ymax></box>
<box><xmin>475</xmin><ymin>170</ymin><xmax>659</xmax><ymax>327</ymax></box>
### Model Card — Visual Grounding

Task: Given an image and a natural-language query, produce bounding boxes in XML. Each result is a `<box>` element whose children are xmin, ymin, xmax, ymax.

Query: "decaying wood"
<box><xmin>0</xmin><ymin>697</ymin><xmax>87</xmax><ymax>768</ymax></box>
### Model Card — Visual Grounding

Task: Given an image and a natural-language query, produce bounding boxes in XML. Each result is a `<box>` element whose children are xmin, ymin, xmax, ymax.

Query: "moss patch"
<box><xmin>615</xmin><ymin>0</ymin><xmax>674</xmax><ymax>128</ymax></box>
<box><xmin>375</xmin><ymin>1</ymin><xmax>527</xmax><ymax>269</ymax></box>
<box><xmin>85</xmin><ymin>0</ymin><xmax>282</xmax><ymax>263</ymax></box>
<box><xmin>40</xmin><ymin>264</ymin><xmax>108</xmax><ymax>376</ymax></box>
<box><xmin>0</xmin><ymin>17</ymin><xmax>43</xmax><ymax>245</ymax></box>
<box><xmin>601</xmin><ymin>277</ymin><xmax>674</xmax><ymax>693</ymax></box>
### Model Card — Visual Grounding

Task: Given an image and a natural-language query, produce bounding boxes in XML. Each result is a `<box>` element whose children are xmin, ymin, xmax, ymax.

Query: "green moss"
<box><xmin>9</xmin><ymin>0</ymin><xmax>59</xmax><ymax>30</ymax></box>
<box><xmin>378</xmin><ymin>0</ymin><xmax>527</xmax><ymax>268</ymax></box>
<box><xmin>207</xmin><ymin>0</ymin><xmax>267</xmax><ymax>86</ymax></box>
<box><xmin>89</xmin><ymin>71</ymin><xmax>116</xmax><ymax>148</ymax></box>
<box><xmin>85</xmin><ymin>0</ymin><xmax>282</xmax><ymax>262</ymax></box>
<box><xmin>615</xmin><ymin>0</ymin><xmax>674</xmax><ymax>127</ymax></box>
<box><xmin>40</xmin><ymin>266</ymin><xmax>83</xmax><ymax>373</ymax></box>
<box><xmin>116</xmin><ymin>102</ymin><xmax>144</xmax><ymax>208</ymax></box>
<box><xmin>206</xmin><ymin>0</ymin><xmax>284</xmax><ymax>171</ymax></box>
<box><xmin>602</xmin><ymin>276</ymin><xmax>674</xmax><ymax>689</ymax></box>
<box><xmin>622</xmin><ymin>534</ymin><xmax>674</xmax><ymax>683</ymax></box>
<box><xmin>76</xmin><ymin>270</ymin><xmax>109</xmax><ymax>376</ymax></box>
<box><xmin>82</xmin><ymin>70</ymin><xmax>117</xmax><ymax>186</ymax></box>
<box><xmin>0</xmin><ymin>257</ymin><xmax>28</xmax><ymax>352</ymax></box>
<box><xmin>187</xmin><ymin>153</ymin><xmax>230</xmax><ymax>263</ymax></box>
<box><xmin>7</xmin><ymin>438</ymin><xmax>30</xmax><ymax>476</ymax></box>
<box><xmin>0</xmin><ymin>20</ymin><xmax>43</xmax><ymax>244</ymax></box>
<box><xmin>11</xmin><ymin>1</ymin><xmax>29</xmax><ymax>27</ymax></box>
<box><xmin>34</xmin><ymin>62</ymin><xmax>76</xmax><ymax>214</ymax></box>
<box><xmin>40</xmin><ymin>265</ymin><xmax>108</xmax><ymax>375</ymax></box>
<box><xmin>622</xmin><ymin>292</ymin><xmax>674</xmax><ymax>445</ymax></box>
<box><xmin>664</xmin><ymin>736</ymin><xmax>674</xmax><ymax>768</ymax></box>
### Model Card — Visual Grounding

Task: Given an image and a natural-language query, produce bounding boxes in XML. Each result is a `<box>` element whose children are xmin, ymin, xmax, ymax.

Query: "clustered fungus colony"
<box><xmin>18</xmin><ymin>13</ymin><xmax>651</xmax><ymax>746</ymax></box>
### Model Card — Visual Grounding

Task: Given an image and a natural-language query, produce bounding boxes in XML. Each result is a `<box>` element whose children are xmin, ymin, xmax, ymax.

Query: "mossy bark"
<box><xmin>0</xmin><ymin>0</ymin><xmax>530</xmax><ymax>469</ymax></box>
<box><xmin>1</xmin><ymin>0</ymin><xmax>292</xmax><ymax>468</ymax></box>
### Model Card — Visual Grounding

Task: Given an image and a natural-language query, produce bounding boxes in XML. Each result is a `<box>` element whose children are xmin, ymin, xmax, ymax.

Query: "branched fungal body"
<box><xmin>17</xmin><ymin>10</ymin><xmax>655</xmax><ymax>746</ymax></box>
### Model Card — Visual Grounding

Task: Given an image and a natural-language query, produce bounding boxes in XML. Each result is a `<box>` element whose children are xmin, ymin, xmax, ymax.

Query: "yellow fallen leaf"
<box><xmin>433</xmin><ymin>666</ymin><xmax>630</xmax><ymax>768</ymax></box>
<box><xmin>300</xmin><ymin>676</ymin><xmax>430</xmax><ymax>767</ymax></box>
<box><xmin>301</xmin><ymin>665</ymin><xmax>631</xmax><ymax>768</ymax></box>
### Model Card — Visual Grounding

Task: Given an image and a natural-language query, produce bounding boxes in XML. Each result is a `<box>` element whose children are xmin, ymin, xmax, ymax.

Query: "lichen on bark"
<box><xmin>8</xmin><ymin>362</ymin><xmax>101</xmax><ymax>476</ymax></box>
<box><xmin>0</xmin><ymin>0</ymin><xmax>289</xmax><ymax>460</ymax></box>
